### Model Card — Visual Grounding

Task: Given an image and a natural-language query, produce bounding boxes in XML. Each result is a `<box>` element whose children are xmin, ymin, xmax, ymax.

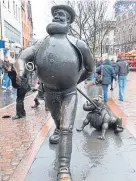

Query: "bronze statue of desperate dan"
<box><xmin>16</xmin><ymin>5</ymin><xmax>94</xmax><ymax>181</ymax></box>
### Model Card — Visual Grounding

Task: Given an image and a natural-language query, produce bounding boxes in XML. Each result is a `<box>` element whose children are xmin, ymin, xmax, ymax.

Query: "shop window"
<box><xmin>4</xmin><ymin>21</ymin><xmax>21</xmax><ymax>44</ymax></box>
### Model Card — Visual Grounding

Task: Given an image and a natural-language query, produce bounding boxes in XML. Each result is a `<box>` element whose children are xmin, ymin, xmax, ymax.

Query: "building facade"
<box><xmin>102</xmin><ymin>28</ymin><xmax>116</xmax><ymax>56</ymax></box>
<box><xmin>114</xmin><ymin>0</ymin><xmax>136</xmax><ymax>53</ymax></box>
<box><xmin>95</xmin><ymin>21</ymin><xmax>116</xmax><ymax>57</ymax></box>
<box><xmin>0</xmin><ymin>0</ymin><xmax>22</xmax><ymax>59</ymax></box>
<box><xmin>0</xmin><ymin>1</ymin><xmax>2</xmax><ymax>40</ymax></box>
<box><xmin>21</xmin><ymin>0</ymin><xmax>33</xmax><ymax>48</ymax></box>
<box><xmin>1</xmin><ymin>0</ymin><xmax>22</xmax><ymax>46</ymax></box>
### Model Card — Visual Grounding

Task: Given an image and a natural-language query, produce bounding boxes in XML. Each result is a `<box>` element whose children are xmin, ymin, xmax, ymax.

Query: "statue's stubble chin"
<box><xmin>46</xmin><ymin>22</ymin><xmax>69</xmax><ymax>35</ymax></box>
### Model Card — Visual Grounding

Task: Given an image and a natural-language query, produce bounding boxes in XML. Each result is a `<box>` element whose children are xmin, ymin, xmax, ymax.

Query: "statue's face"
<box><xmin>52</xmin><ymin>9</ymin><xmax>71</xmax><ymax>24</ymax></box>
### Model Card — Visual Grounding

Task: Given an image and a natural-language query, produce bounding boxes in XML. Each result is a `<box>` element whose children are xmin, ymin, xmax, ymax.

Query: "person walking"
<box><xmin>110</xmin><ymin>58</ymin><xmax>117</xmax><ymax>91</ymax></box>
<box><xmin>0</xmin><ymin>59</ymin><xmax>3</xmax><ymax>87</ymax></box>
<box><xmin>116</xmin><ymin>57</ymin><xmax>129</xmax><ymax>101</ymax></box>
<box><xmin>96</xmin><ymin>59</ymin><xmax>117</xmax><ymax>102</ymax></box>
<box><xmin>3</xmin><ymin>62</ymin><xmax>31</xmax><ymax>119</ymax></box>
<box><xmin>2</xmin><ymin>59</ymin><xmax>11</xmax><ymax>90</ymax></box>
<box><xmin>96</xmin><ymin>57</ymin><xmax>104</xmax><ymax>67</ymax></box>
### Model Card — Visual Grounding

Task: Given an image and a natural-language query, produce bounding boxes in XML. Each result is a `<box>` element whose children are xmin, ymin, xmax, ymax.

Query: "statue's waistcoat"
<box><xmin>35</xmin><ymin>35</ymin><xmax>83</xmax><ymax>90</ymax></box>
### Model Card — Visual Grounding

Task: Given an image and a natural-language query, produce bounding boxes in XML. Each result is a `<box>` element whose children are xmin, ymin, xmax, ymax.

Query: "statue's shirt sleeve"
<box><xmin>76</xmin><ymin>40</ymin><xmax>94</xmax><ymax>73</ymax></box>
<box><xmin>19</xmin><ymin>46</ymin><xmax>36</xmax><ymax>62</ymax></box>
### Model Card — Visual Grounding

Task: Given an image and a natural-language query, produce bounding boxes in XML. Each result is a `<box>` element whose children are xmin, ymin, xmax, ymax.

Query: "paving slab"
<box><xmin>0</xmin><ymin>94</ymin><xmax>51</xmax><ymax>181</ymax></box>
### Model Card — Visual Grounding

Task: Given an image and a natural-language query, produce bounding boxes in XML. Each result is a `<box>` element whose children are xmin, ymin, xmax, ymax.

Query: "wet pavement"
<box><xmin>0</xmin><ymin>88</ymin><xmax>17</xmax><ymax>108</ymax></box>
<box><xmin>25</xmin><ymin>82</ymin><xmax>136</xmax><ymax>181</ymax></box>
<box><xmin>109</xmin><ymin>71</ymin><xmax>136</xmax><ymax>137</ymax></box>
<box><xmin>0</xmin><ymin>94</ymin><xmax>51</xmax><ymax>181</ymax></box>
<box><xmin>0</xmin><ymin>72</ymin><xmax>136</xmax><ymax>181</ymax></box>
<box><xmin>0</xmin><ymin>88</ymin><xmax>33</xmax><ymax>109</ymax></box>
<box><xmin>25</xmin><ymin>126</ymin><xmax>136</xmax><ymax>181</ymax></box>
<box><xmin>0</xmin><ymin>73</ymin><xmax>37</xmax><ymax>108</ymax></box>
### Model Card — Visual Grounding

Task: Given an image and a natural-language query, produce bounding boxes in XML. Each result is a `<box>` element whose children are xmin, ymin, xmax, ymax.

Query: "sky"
<box><xmin>31</xmin><ymin>0</ymin><xmax>116</xmax><ymax>39</ymax></box>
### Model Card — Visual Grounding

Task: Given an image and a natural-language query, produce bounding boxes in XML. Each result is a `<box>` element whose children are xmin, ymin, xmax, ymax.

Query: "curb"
<box><xmin>107</xmin><ymin>98</ymin><xmax>136</xmax><ymax>139</ymax></box>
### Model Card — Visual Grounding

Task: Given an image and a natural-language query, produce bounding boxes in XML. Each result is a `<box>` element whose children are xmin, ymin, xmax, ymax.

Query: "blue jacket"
<box><xmin>96</xmin><ymin>62</ymin><xmax>117</xmax><ymax>85</ymax></box>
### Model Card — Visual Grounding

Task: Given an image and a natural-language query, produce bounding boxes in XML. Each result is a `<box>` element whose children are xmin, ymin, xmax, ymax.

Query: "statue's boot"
<box><xmin>49</xmin><ymin>119</ymin><xmax>60</xmax><ymax>144</ymax></box>
<box><xmin>57</xmin><ymin>129</ymin><xmax>73</xmax><ymax>181</ymax></box>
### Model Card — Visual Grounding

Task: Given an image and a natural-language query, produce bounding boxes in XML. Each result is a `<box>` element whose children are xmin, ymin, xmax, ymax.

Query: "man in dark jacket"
<box><xmin>96</xmin><ymin>59</ymin><xmax>117</xmax><ymax>102</ymax></box>
<box><xmin>3</xmin><ymin>62</ymin><xmax>30</xmax><ymax>120</ymax></box>
<box><xmin>116</xmin><ymin>55</ymin><xmax>122</xmax><ymax>63</ymax></box>
<box><xmin>116</xmin><ymin>58</ymin><xmax>129</xmax><ymax>101</ymax></box>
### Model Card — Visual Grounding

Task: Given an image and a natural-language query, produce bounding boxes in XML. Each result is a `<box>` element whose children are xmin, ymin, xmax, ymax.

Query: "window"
<box><xmin>3</xmin><ymin>0</ymin><xmax>6</xmax><ymax>7</ymax></box>
<box><xmin>4</xmin><ymin>21</ymin><xmax>21</xmax><ymax>44</ymax></box>
<box><xmin>123</xmin><ymin>36</ymin><xmax>125</xmax><ymax>43</ymax></box>
<box><xmin>128</xmin><ymin>12</ymin><xmax>133</xmax><ymax>18</ymax></box>
<box><xmin>129</xmin><ymin>34</ymin><xmax>132</xmax><ymax>42</ymax></box>
<box><xmin>13</xmin><ymin>1</ymin><xmax>15</xmax><ymax>16</ymax></box>
<box><xmin>18</xmin><ymin>8</ymin><xmax>20</xmax><ymax>22</ymax></box>
<box><xmin>122</xmin><ymin>14</ymin><xmax>126</xmax><ymax>20</ymax></box>
<box><xmin>23</xmin><ymin>37</ymin><xmax>25</xmax><ymax>47</ymax></box>
<box><xmin>129</xmin><ymin>28</ymin><xmax>132</xmax><ymax>34</ymax></box>
<box><xmin>16</xmin><ymin>4</ymin><xmax>17</xmax><ymax>18</ymax></box>
<box><xmin>117</xmin><ymin>16</ymin><xmax>121</xmax><ymax>22</ymax></box>
<box><xmin>8</xmin><ymin>0</ymin><xmax>10</xmax><ymax>9</ymax></box>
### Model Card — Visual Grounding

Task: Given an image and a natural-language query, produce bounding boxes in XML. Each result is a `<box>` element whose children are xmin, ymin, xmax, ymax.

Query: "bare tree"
<box><xmin>67</xmin><ymin>0</ymin><xmax>114</xmax><ymax>58</ymax></box>
<box><xmin>51</xmin><ymin>0</ymin><xmax>114</xmax><ymax>57</ymax></box>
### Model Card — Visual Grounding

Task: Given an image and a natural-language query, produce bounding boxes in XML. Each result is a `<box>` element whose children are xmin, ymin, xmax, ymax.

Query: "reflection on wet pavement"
<box><xmin>25</xmin><ymin>85</ymin><xmax>136</xmax><ymax>181</ymax></box>
<box><xmin>0</xmin><ymin>88</ymin><xmax>17</xmax><ymax>108</ymax></box>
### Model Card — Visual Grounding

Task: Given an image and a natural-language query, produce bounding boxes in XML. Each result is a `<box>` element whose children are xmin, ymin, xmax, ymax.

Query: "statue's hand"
<box><xmin>98</xmin><ymin>135</ymin><xmax>105</xmax><ymax>140</ymax></box>
<box><xmin>16</xmin><ymin>76</ymin><xmax>31</xmax><ymax>91</ymax></box>
<box><xmin>16</xmin><ymin>76</ymin><xmax>22</xmax><ymax>86</ymax></box>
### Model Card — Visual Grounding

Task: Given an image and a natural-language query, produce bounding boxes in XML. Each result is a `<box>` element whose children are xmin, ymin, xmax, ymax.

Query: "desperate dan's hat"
<box><xmin>51</xmin><ymin>5</ymin><xmax>76</xmax><ymax>24</ymax></box>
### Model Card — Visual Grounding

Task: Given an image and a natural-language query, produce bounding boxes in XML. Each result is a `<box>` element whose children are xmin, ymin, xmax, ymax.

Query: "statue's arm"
<box><xmin>77</xmin><ymin>40</ymin><xmax>95</xmax><ymax>84</ymax></box>
<box><xmin>17</xmin><ymin>46</ymin><xmax>36</xmax><ymax>77</ymax></box>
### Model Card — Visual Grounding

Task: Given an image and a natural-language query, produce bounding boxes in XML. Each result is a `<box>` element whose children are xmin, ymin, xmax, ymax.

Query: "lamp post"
<box><xmin>100</xmin><ymin>15</ymin><xmax>103</xmax><ymax>57</ymax></box>
<box><xmin>0</xmin><ymin>1</ymin><xmax>3</xmax><ymax>40</ymax></box>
